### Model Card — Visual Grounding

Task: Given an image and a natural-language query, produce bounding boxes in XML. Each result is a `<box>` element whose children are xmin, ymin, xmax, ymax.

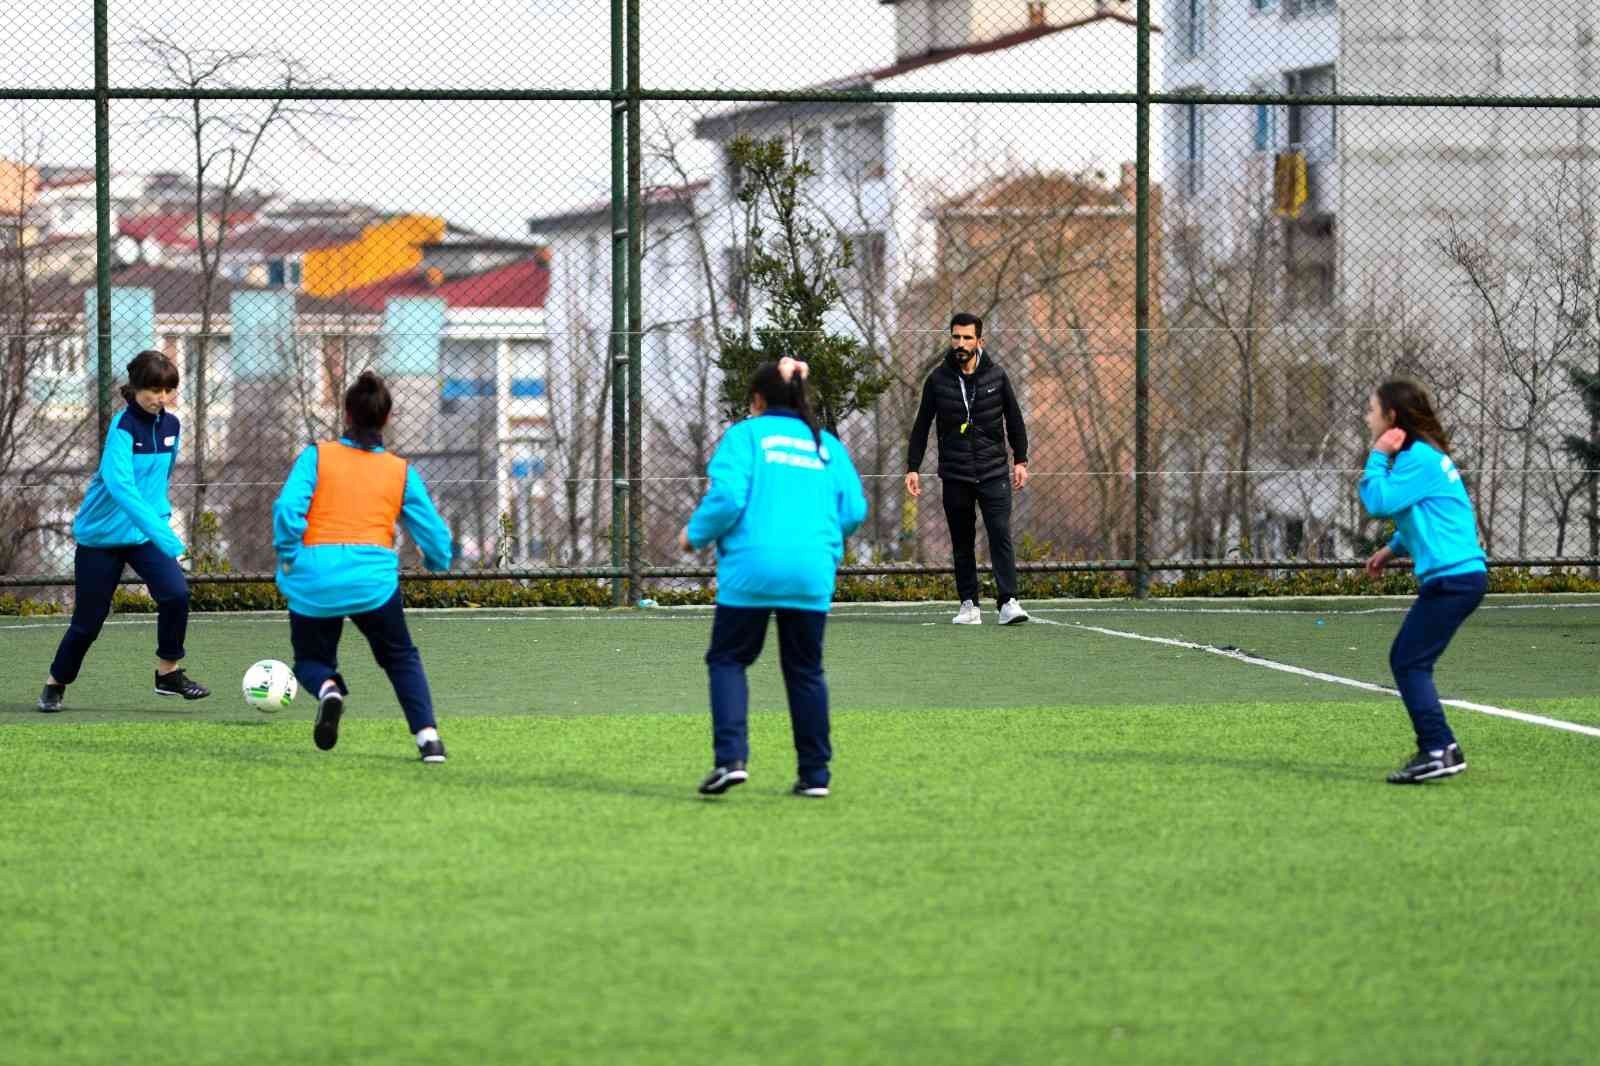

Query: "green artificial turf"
<box><xmin>3</xmin><ymin>600</ymin><xmax>1597</xmax><ymax>1064</ymax></box>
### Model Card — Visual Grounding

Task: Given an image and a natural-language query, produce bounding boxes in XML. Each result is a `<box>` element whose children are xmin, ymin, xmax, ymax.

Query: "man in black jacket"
<box><xmin>905</xmin><ymin>312</ymin><xmax>1030</xmax><ymax>625</ymax></box>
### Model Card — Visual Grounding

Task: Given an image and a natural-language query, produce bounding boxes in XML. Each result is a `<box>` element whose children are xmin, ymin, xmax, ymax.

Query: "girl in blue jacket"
<box><xmin>1359</xmin><ymin>378</ymin><xmax>1487</xmax><ymax>784</ymax></box>
<box><xmin>680</xmin><ymin>357</ymin><xmax>868</xmax><ymax>799</ymax></box>
<box><xmin>272</xmin><ymin>372</ymin><xmax>455</xmax><ymax>763</ymax></box>
<box><xmin>39</xmin><ymin>350</ymin><xmax>210</xmax><ymax>711</ymax></box>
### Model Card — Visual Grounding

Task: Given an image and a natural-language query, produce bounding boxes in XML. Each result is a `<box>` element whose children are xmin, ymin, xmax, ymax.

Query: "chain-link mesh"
<box><xmin>3</xmin><ymin>2</ymin><xmax>1598</xmax><ymax>596</ymax></box>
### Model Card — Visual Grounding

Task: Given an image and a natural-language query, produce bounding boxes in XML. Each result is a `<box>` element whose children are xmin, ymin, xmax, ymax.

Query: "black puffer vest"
<box><xmin>923</xmin><ymin>349</ymin><xmax>1017</xmax><ymax>484</ymax></box>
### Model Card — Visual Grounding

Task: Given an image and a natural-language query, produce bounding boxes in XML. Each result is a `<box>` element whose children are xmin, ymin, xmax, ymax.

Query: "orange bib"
<box><xmin>302</xmin><ymin>441</ymin><xmax>408</xmax><ymax>549</ymax></box>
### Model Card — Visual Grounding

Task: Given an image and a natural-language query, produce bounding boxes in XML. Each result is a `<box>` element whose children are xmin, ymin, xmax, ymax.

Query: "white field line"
<box><xmin>1031</xmin><ymin>616</ymin><xmax>1600</xmax><ymax>740</ymax></box>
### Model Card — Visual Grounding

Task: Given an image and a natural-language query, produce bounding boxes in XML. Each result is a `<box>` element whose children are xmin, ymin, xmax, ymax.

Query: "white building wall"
<box><xmin>696</xmin><ymin>17</ymin><xmax>1158</xmax><ymax>344</ymax></box>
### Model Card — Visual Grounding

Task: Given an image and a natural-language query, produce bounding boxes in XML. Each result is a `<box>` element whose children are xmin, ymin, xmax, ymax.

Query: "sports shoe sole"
<box><xmin>153</xmin><ymin>688</ymin><xmax>211</xmax><ymax>700</ymax></box>
<box><xmin>698</xmin><ymin>769</ymin><xmax>749</xmax><ymax>796</ymax></box>
<box><xmin>793</xmin><ymin>784</ymin><xmax>830</xmax><ymax>798</ymax></box>
<box><xmin>421</xmin><ymin>754</ymin><xmax>447</xmax><ymax>764</ymax></box>
<box><xmin>952</xmin><ymin>617</ymin><xmax>981</xmax><ymax>625</ymax></box>
<box><xmin>313</xmin><ymin>694</ymin><xmax>344</xmax><ymax>752</ymax></box>
<box><xmin>999</xmin><ymin>615</ymin><xmax>1030</xmax><ymax>625</ymax></box>
<box><xmin>1389</xmin><ymin>762</ymin><xmax>1467</xmax><ymax>784</ymax></box>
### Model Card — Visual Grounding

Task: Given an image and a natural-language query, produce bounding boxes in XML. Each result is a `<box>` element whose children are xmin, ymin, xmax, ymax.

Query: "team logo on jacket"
<box><xmin>164</xmin><ymin>436</ymin><xmax>176</xmax><ymax>446</ymax></box>
<box><xmin>760</xmin><ymin>434</ymin><xmax>826</xmax><ymax>470</ymax></box>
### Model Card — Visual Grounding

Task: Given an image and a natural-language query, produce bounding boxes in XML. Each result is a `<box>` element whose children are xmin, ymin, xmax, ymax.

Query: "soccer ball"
<box><xmin>242</xmin><ymin>659</ymin><xmax>298</xmax><ymax>712</ymax></box>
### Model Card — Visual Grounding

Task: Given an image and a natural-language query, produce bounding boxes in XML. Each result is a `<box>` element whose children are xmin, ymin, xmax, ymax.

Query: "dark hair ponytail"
<box><xmin>118</xmin><ymin>349</ymin><xmax>180</xmax><ymax>405</ymax></box>
<box><xmin>343</xmin><ymin>370</ymin><xmax>392</xmax><ymax>448</ymax></box>
<box><xmin>1375</xmin><ymin>377</ymin><xmax>1451</xmax><ymax>455</ymax></box>
<box><xmin>748</xmin><ymin>360</ymin><xmax>823</xmax><ymax>452</ymax></box>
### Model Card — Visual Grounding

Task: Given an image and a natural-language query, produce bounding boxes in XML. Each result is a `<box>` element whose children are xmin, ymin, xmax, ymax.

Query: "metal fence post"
<box><xmin>609</xmin><ymin>0</ymin><xmax>630</xmax><ymax>605</ymax></box>
<box><xmin>626</xmin><ymin>0</ymin><xmax>645</xmax><ymax>604</ymax></box>
<box><xmin>93</xmin><ymin>0</ymin><xmax>114</xmax><ymax>448</ymax></box>
<box><xmin>1133</xmin><ymin>0</ymin><xmax>1152</xmax><ymax>599</ymax></box>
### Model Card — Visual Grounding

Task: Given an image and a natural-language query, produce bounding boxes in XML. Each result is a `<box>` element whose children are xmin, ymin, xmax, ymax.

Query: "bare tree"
<box><xmin>1442</xmin><ymin>163</ymin><xmax>1595</xmax><ymax>557</ymax></box>
<box><xmin>129</xmin><ymin>33</ymin><xmax>344</xmax><ymax>543</ymax></box>
<box><xmin>0</xmin><ymin>107</ymin><xmax>91</xmax><ymax>573</ymax></box>
<box><xmin>642</xmin><ymin>123</ymin><xmax>731</xmax><ymax>552</ymax></box>
<box><xmin>907</xmin><ymin>167</ymin><xmax>1147</xmax><ymax>559</ymax></box>
<box><xmin>1162</xmin><ymin>178</ymin><xmax>1293</xmax><ymax>557</ymax></box>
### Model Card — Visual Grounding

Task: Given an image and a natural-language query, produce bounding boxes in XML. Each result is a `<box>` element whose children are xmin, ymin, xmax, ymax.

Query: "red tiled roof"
<box><xmin>340</xmin><ymin>257</ymin><xmax>551</xmax><ymax>312</ymax></box>
<box><xmin>118</xmin><ymin>211</ymin><xmax>259</xmax><ymax>251</ymax></box>
<box><xmin>224</xmin><ymin>223</ymin><xmax>369</xmax><ymax>254</ymax></box>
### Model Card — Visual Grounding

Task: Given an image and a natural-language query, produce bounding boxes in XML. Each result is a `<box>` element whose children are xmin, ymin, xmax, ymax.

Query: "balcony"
<box><xmin>1176</xmin><ymin>9</ymin><xmax>1205</xmax><ymax>59</ymax></box>
<box><xmin>1283</xmin><ymin>0</ymin><xmax>1336</xmax><ymax>19</ymax></box>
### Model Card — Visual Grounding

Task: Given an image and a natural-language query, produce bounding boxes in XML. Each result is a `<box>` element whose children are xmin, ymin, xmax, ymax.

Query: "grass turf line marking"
<box><xmin>1032</xmin><ymin>616</ymin><xmax>1600</xmax><ymax>740</ymax></box>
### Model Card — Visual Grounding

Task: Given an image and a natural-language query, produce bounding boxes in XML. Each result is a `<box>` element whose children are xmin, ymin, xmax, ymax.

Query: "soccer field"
<box><xmin>4</xmin><ymin>597</ymin><xmax>1598</xmax><ymax>1065</ymax></box>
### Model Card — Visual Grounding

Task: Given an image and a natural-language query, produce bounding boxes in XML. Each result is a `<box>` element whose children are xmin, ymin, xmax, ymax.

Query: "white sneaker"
<box><xmin>998</xmin><ymin>599</ymin><xmax>1030</xmax><ymax>625</ymax></box>
<box><xmin>952</xmin><ymin>600</ymin><xmax>982</xmax><ymax>625</ymax></box>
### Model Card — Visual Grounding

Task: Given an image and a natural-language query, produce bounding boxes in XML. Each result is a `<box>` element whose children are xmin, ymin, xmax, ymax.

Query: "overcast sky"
<box><xmin>5</xmin><ymin>2</ymin><xmax>896</xmax><ymax>236</ymax></box>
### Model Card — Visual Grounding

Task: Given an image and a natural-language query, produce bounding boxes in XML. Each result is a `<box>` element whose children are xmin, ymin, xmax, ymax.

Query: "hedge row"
<box><xmin>2</xmin><ymin>567</ymin><xmax>1596</xmax><ymax>616</ymax></box>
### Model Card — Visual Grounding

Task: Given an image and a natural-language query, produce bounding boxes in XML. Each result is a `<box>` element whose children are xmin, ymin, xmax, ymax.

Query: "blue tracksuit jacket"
<box><xmin>73</xmin><ymin>404</ymin><xmax>186</xmax><ymax>558</ymax></box>
<box><xmin>1359</xmin><ymin>440</ymin><xmax>1487</xmax><ymax>583</ymax></box>
<box><xmin>687</xmin><ymin>409</ymin><xmax>868</xmax><ymax>612</ymax></box>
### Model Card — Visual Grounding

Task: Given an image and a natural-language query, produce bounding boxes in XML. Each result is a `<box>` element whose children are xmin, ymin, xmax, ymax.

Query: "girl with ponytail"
<box><xmin>1359</xmin><ymin>378</ymin><xmax>1488</xmax><ymax>784</ymax></box>
<box><xmin>272</xmin><ymin>371</ymin><xmax>456</xmax><ymax>763</ymax></box>
<box><xmin>680</xmin><ymin>356</ymin><xmax>868</xmax><ymax>799</ymax></box>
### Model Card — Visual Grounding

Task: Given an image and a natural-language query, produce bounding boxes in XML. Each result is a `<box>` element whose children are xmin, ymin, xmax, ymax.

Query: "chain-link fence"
<box><xmin>4</xmin><ymin>2</ymin><xmax>1598</xmax><ymax>599</ymax></box>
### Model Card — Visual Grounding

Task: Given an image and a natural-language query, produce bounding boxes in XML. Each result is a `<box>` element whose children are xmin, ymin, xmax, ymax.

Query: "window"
<box><xmin>1283</xmin><ymin>362</ymin><xmax>1335</xmax><ymax>451</ymax></box>
<box><xmin>1286</xmin><ymin>66</ymin><xmax>1337</xmax><ymax>164</ymax></box>
<box><xmin>321</xmin><ymin>336</ymin><xmax>347</xmax><ymax>406</ymax></box>
<box><xmin>287</xmin><ymin>260</ymin><xmax>303</xmax><ymax>288</ymax></box>
<box><xmin>847</xmin><ymin>231</ymin><xmax>887</xmax><ymax>290</ymax></box>
<box><xmin>267</xmin><ymin>259</ymin><xmax>286</xmax><ymax>287</ymax></box>
<box><xmin>1284</xmin><ymin>0</ymin><xmax>1335</xmax><ymax>17</ymax></box>
<box><xmin>835</xmin><ymin>116</ymin><xmax>886</xmax><ymax>180</ymax></box>
<box><xmin>584</xmin><ymin>234</ymin><xmax>601</xmax><ymax>295</ymax></box>
<box><xmin>49</xmin><ymin>337</ymin><xmax>85</xmax><ymax>375</ymax></box>
<box><xmin>800</xmin><ymin>127</ymin><xmax>825</xmax><ymax>175</ymax></box>
<box><xmin>930</xmin><ymin>0</ymin><xmax>966</xmax><ymax>51</ymax></box>
<box><xmin>1182</xmin><ymin>103</ymin><xmax>1205</xmax><ymax>195</ymax></box>
<box><xmin>182</xmin><ymin>335</ymin><xmax>232</xmax><ymax>406</ymax></box>
<box><xmin>1253</xmin><ymin>101</ymin><xmax>1278</xmax><ymax>153</ymax></box>
<box><xmin>1179</xmin><ymin>0</ymin><xmax>1204</xmax><ymax>58</ymax></box>
<box><xmin>1252</xmin><ymin>0</ymin><xmax>1278</xmax><ymax>11</ymax></box>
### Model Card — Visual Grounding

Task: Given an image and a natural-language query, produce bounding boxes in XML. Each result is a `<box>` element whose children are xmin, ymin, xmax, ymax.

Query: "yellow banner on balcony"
<box><xmin>1273</xmin><ymin>152</ymin><xmax>1308</xmax><ymax>219</ymax></box>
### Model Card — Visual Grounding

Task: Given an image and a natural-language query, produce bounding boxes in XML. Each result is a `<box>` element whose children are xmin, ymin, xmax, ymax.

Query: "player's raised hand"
<box><xmin>1374</xmin><ymin>428</ymin><xmax>1406</xmax><ymax>456</ymax></box>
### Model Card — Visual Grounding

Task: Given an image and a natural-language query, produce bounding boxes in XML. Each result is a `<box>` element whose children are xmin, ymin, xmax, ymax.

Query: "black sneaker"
<box><xmin>791</xmin><ymin>780</ymin><xmax>830</xmax><ymax>798</ymax></box>
<box><xmin>698</xmin><ymin>760</ymin><xmax>748</xmax><ymax>796</ymax></box>
<box><xmin>419</xmin><ymin>738</ymin><xmax>447</xmax><ymax>764</ymax></box>
<box><xmin>313</xmin><ymin>691</ymin><xmax>345</xmax><ymax>752</ymax></box>
<box><xmin>37</xmin><ymin>683</ymin><xmax>65</xmax><ymax>713</ymax></box>
<box><xmin>154</xmin><ymin>669</ymin><xmax>210</xmax><ymax>700</ymax></box>
<box><xmin>1387</xmin><ymin>744</ymin><xmax>1467</xmax><ymax>784</ymax></box>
